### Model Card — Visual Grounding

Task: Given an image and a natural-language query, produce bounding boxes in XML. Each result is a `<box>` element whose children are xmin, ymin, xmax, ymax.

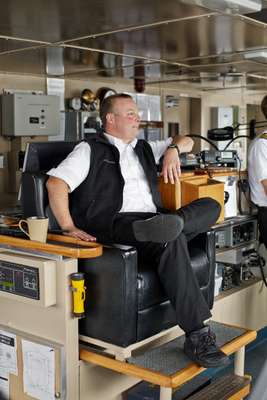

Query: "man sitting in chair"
<box><xmin>46</xmin><ymin>93</ymin><xmax>229</xmax><ymax>368</ymax></box>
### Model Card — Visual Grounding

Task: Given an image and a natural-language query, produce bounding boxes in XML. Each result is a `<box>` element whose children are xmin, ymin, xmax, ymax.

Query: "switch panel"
<box><xmin>0</xmin><ymin>252</ymin><xmax>56</xmax><ymax>307</ymax></box>
<box><xmin>1</xmin><ymin>93</ymin><xmax>60</xmax><ymax>136</ymax></box>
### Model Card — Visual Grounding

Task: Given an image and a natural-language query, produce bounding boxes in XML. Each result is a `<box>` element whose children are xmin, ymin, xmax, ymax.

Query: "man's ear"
<box><xmin>106</xmin><ymin>112</ymin><xmax>115</xmax><ymax>126</ymax></box>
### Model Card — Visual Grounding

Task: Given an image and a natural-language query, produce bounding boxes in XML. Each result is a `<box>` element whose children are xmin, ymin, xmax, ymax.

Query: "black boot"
<box><xmin>184</xmin><ymin>326</ymin><xmax>230</xmax><ymax>368</ymax></box>
<box><xmin>132</xmin><ymin>214</ymin><xmax>184</xmax><ymax>243</ymax></box>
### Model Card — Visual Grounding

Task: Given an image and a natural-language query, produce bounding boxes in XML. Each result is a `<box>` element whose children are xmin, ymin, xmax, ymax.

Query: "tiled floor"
<box><xmin>244</xmin><ymin>338</ymin><xmax>267</xmax><ymax>388</ymax></box>
<box><xmin>246</xmin><ymin>340</ymin><xmax>267</xmax><ymax>399</ymax></box>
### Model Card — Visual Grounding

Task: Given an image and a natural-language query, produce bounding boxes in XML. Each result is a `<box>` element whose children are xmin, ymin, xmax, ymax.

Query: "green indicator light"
<box><xmin>0</xmin><ymin>281</ymin><xmax>13</xmax><ymax>288</ymax></box>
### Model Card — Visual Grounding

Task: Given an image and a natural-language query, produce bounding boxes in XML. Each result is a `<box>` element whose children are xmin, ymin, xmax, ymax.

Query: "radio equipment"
<box><xmin>180</xmin><ymin>153</ymin><xmax>200</xmax><ymax>169</ymax></box>
<box><xmin>215</xmin><ymin>217</ymin><xmax>258</xmax><ymax>249</ymax></box>
<box><xmin>200</xmin><ymin>150</ymin><xmax>237</xmax><ymax>167</ymax></box>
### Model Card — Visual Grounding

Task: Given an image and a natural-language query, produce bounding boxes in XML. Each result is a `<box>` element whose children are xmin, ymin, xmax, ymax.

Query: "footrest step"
<box><xmin>80</xmin><ymin>322</ymin><xmax>256</xmax><ymax>389</ymax></box>
<box><xmin>185</xmin><ymin>374</ymin><xmax>250</xmax><ymax>400</ymax></box>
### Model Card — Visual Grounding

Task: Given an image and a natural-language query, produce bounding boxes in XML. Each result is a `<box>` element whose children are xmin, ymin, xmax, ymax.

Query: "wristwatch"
<box><xmin>168</xmin><ymin>144</ymin><xmax>180</xmax><ymax>156</ymax></box>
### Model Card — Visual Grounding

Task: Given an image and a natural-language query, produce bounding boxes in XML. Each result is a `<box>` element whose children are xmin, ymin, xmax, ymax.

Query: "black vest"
<box><xmin>70</xmin><ymin>133</ymin><xmax>162</xmax><ymax>242</ymax></box>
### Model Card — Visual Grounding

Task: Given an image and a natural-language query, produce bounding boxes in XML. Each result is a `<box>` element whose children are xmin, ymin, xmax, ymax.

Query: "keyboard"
<box><xmin>0</xmin><ymin>226</ymin><xmax>27</xmax><ymax>238</ymax></box>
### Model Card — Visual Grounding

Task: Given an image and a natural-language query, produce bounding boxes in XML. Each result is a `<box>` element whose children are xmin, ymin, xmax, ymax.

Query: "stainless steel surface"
<box><xmin>181</xmin><ymin>0</ymin><xmax>262</xmax><ymax>14</ymax></box>
<box><xmin>1</xmin><ymin>0</ymin><xmax>267</xmax><ymax>89</ymax></box>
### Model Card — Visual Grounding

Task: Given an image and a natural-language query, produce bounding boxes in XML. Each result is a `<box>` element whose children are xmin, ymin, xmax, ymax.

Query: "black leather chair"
<box><xmin>21</xmin><ymin>142</ymin><xmax>216</xmax><ymax>347</ymax></box>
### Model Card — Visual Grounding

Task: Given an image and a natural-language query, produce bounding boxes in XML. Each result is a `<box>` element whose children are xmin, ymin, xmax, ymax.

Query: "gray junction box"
<box><xmin>1</xmin><ymin>93</ymin><xmax>60</xmax><ymax>136</ymax></box>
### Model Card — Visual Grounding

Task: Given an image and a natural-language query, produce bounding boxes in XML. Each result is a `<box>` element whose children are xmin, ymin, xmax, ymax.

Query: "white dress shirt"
<box><xmin>248</xmin><ymin>133</ymin><xmax>267</xmax><ymax>207</ymax></box>
<box><xmin>48</xmin><ymin>134</ymin><xmax>172</xmax><ymax>213</ymax></box>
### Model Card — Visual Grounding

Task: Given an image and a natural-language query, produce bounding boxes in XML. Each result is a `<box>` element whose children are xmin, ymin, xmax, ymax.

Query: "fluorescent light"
<box><xmin>181</xmin><ymin>0</ymin><xmax>262</xmax><ymax>14</ymax></box>
<box><xmin>244</xmin><ymin>50</ymin><xmax>267</xmax><ymax>62</ymax></box>
<box><xmin>228</xmin><ymin>0</ymin><xmax>262</xmax><ymax>12</ymax></box>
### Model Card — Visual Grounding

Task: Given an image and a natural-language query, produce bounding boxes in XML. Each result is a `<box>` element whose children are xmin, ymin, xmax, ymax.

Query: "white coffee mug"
<box><xmin>19</xmin><ymin>216</ymin><xmax>49</xmax><ymax>243</ymax></box>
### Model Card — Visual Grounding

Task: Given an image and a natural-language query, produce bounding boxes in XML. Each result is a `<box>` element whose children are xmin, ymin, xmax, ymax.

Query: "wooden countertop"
<box><xmin>0</xmin><ymin>233</ymin><xmax>103</xmax><ymax>259</ymax></box>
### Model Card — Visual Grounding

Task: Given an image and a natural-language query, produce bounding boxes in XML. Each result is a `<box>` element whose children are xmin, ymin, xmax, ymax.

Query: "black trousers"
<box><xmin>258</xmin><ymin>207</ymin><xmax>267</xmax><ymax>248</ymax></box>
<box><xmin>111</xmin><ymin>197</ymin><xmax>221</xmax><ymax>333</ymax></box>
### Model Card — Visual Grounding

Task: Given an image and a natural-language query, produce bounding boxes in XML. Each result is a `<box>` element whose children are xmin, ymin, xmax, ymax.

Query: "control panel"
<box><xmin>215</xmin><ymin>217</ymin><xmax>258</xmax><ymax>249</ymax></box>
<box><xmin>179</xmin><ymin>150</ymin><xmax>238</xmax><ymax>170</ymax></box>
<box><xmin>0</xmin><ymin>252</ymin><xmax>56</xmax><ymax>307</ymax></box>
<box><xmin>1</xmin><ymin>93</ymin><xmax>60</xmax><ymax>136</ymax></box>
<box><xmin>200</xmin><ymin>150</ymin><xmax>237</xmax><ymax>167</ymax></box>
<box><xmin>216</xmin><ymin>242</ymin><xmax>256</xmax><ymax>265</ymax></box>
<box><xmin>0</xmin><ymin>260</ymin><xmax>39</xmax><ymax>300</ymax></box>
<box><xmin>215</xmin><ymin>242</ymin><xmax>259</xmax><ymax>292</ymax></box>
<box><xmin>213</xmin><ymin>216</ymin><xmax>259</xmax><ymax>295</ymax></box>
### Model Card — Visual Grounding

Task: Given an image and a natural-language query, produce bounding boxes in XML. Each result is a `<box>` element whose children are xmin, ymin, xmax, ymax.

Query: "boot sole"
<box><xmin>193</xmin><ymin>356</ymin><xmax>231</xmax><ymax>369</ymax></box>
<box><xmin>133</xmin><ymin>214</ymin><xmax>184</xmax><ymax>243</ymax></box>
<box><xmin>184</xmin><ymin>348</ymin><xmax>231</xmax><ymax>369</ymax></box>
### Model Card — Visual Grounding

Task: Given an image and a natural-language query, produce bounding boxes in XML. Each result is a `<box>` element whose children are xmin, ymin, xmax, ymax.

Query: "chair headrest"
<box><xmin>24</xmin><ymin>141</ymin><xmax>77</xmax><ymax>172</ymax></box>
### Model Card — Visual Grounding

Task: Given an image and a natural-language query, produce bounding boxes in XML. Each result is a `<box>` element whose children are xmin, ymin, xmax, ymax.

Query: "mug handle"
<box><xmin>18</xmin><ymin>220</ymin><xmax>30</xmax><ymax>238</ymax></box>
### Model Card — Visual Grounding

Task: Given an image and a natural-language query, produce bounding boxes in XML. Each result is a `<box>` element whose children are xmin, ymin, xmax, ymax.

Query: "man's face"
<box><xmin>107</xmin><ymin>98</ymin><xmax>141</xmax><ymax>142</ymax></box>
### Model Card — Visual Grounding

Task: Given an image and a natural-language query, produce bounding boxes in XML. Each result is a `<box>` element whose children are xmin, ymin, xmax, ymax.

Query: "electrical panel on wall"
<box><xmin>1</xmin><ymin>93</ymin><xmax>60</xmax><ymax>136</ymax></box>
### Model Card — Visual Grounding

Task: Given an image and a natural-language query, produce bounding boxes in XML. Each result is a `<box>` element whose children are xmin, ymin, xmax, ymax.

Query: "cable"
<box><xmin>259</xmin><ymin>255</ymin><xmax>267</xmax><ymax>287</ymax></box>
<box><xmin>237</xmin><ymin>180</ymin><xmax>251</xmax><ymax>215</ymax></box>
<box><xmin>235</xmin><ymin>152</ymin><xmax>252</xmax><ymax>215</ymax></box>
<box><xmin>248</xmin><ymin>251</ymin><xmax>267</xmax><ymax>287</ymax></box>
<box><xmin>236</xmin><ymin>153</ymin><xmax>241</xmax><ymax>180</ymax></box>
<box><xmin>233</xmin><ymin>119</ymin><xmax>267</xmax><ymax>133</ymax></box>
<box><xmin>223</xmin><ymin>135</ymin><xmax>250</xmax><ymax>151</ymax></box>
<box><xmin>186</xmin><ymin>134</ymin><xmax>219</xmax><ymax>151</ymax></box>
<box><xmin>236</xmin><ymin>154</ymin><xmax>245</xmax><ymax>215</ymax></box>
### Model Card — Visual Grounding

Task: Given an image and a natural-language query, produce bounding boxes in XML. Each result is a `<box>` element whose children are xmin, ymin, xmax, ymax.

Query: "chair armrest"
<box><xmin>79</xmin><ymin>245</ymin><xmax>139</xmax><ymax>347</ymax></box>
<box><xmin>188</xmin><ymin>231</ymin><xmax>216</xmax><ymax>309</ymax></box>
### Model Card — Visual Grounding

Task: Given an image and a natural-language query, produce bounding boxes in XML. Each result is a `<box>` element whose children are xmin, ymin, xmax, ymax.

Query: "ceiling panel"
<box><xmin>64</xmin><ymin>57</ymin><xmax>167</xmax><ymax>81</ymax></box>
<box><xmin>0</xmin><ymin>47</ymin><xmax>47</xmax><ymax>75</ymax></box>
<box><xmin>0</xmin><ymin>1</ymin><xmax>267</xmax><ymax>90</ymax></box>
<box><xmin>67</xmin><ymin>14</ymin><xmax>267</xmax><ymax>65</ymax></box>
<box><xmin>0</xmin><ymin>46</ymin><xmax>166</xmax><ymax>81</ymax></box>
<box><xmin>0</xmin><ymin>0</ymin><xmax>209</xmax><ymax>43</ymax></box>
<box><xmin>0</xmin><ymin>38</ymin><xmax>41</xmax><ymax>54</ymax></box>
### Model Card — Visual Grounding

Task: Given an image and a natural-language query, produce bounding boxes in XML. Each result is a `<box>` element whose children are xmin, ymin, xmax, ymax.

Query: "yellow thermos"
<box><xmin>70</xmin><ymin>272</ymin><xmax>86</xmax><ymax>318</ymax></box>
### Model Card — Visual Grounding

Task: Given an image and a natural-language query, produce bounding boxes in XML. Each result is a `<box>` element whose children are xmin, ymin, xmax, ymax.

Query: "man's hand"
<box><xmin>63</xmin><ymin>225</ymin><xmax>97</xmax><ymax>242</ymax></box>
<box><xmin>161</xmin><ymin>147</ymin><xmax>181</xmax><ymax>184</ymax></box>
<box><xmin>161</xmin><ymin>135</ymin><xmax>194</xmax><ymax>184</ymax></box>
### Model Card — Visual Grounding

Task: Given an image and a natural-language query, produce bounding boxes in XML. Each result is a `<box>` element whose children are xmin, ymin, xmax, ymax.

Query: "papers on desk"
<box><xmin>22</xmin><ymin>340</ymin><xmax>55</xmax><ymax>400</ymax></box>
